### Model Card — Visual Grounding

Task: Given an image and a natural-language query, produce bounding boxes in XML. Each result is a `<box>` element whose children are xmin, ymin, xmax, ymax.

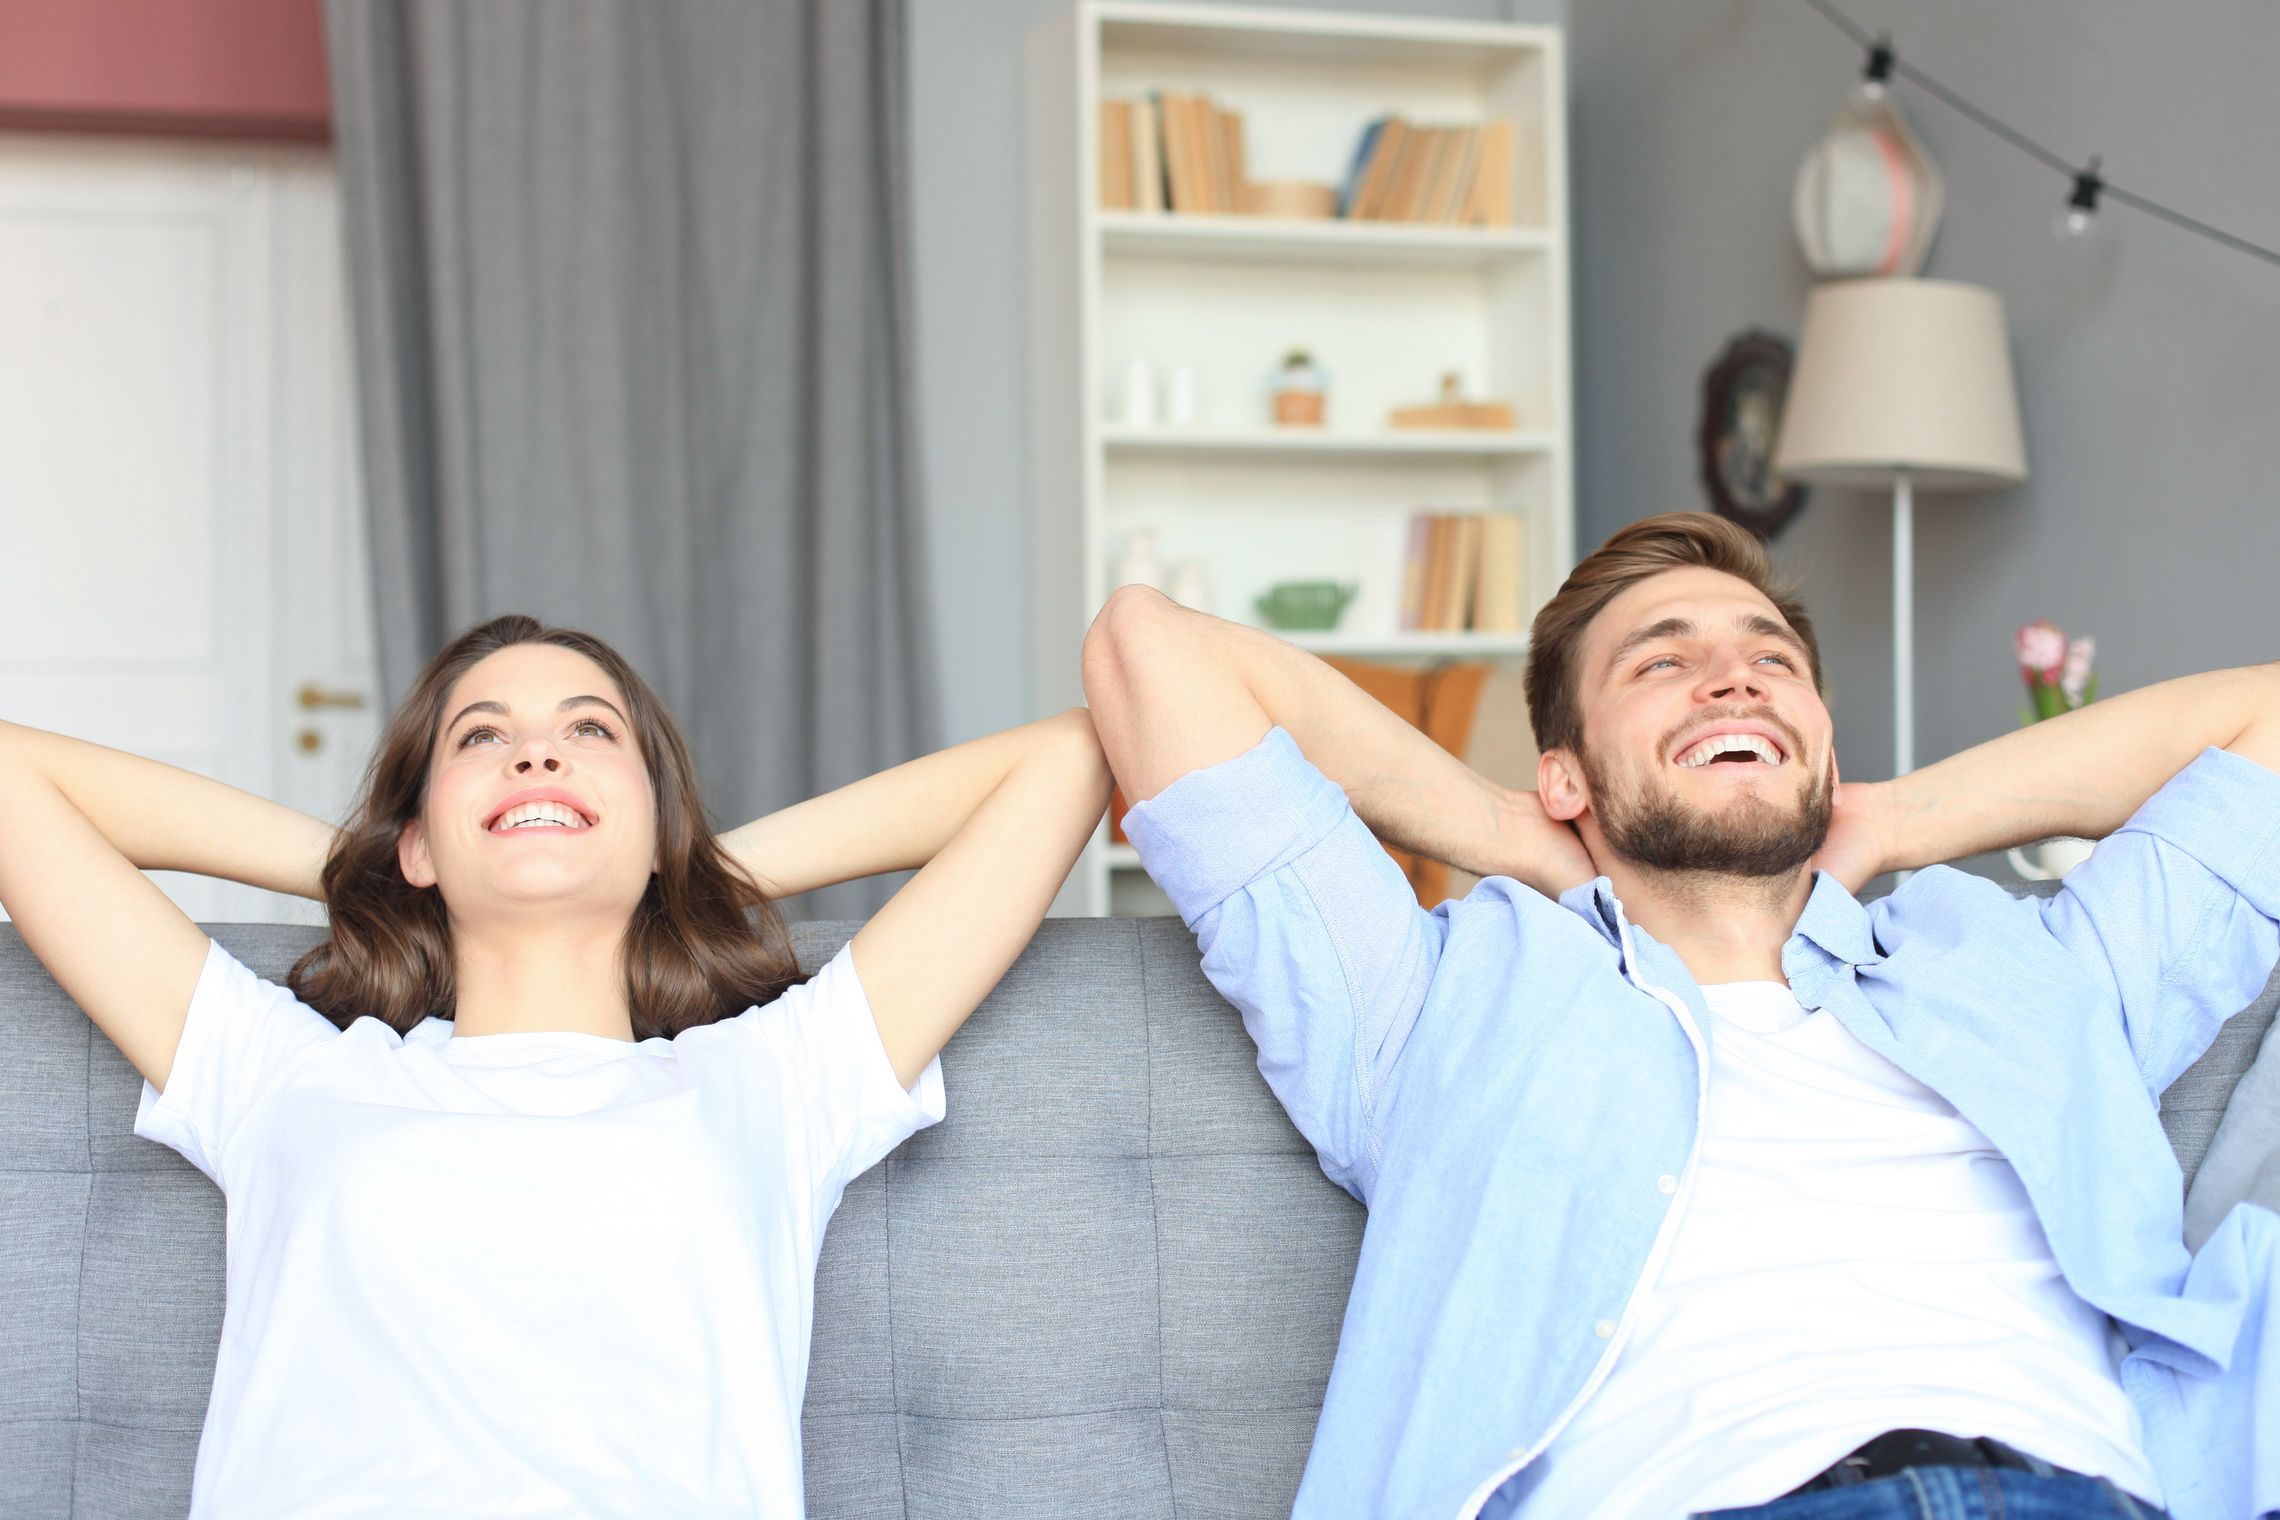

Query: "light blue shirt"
<box><xmin>1125</xmin><ymin>729</ymin><xmax>2280</xmax><ymax>1520</ymax></box>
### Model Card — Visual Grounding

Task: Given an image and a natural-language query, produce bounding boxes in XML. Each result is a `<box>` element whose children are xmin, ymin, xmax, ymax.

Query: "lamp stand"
<box><xmin>1891</xmin><ymin>470</ymin><xmax>1914</xmax><ymax>778</ymax></box>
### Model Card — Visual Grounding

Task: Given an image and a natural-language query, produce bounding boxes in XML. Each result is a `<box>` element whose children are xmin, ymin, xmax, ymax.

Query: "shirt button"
<box><xmin>1594</xmin><ymin>1318</ymin><xmax>1616</xmax><ymax>1340</ymax></box>
<box><xmin>1657</xmin><ymin>1173</ymin><xmax>1678</xmax><ymax>1195</ymax></box>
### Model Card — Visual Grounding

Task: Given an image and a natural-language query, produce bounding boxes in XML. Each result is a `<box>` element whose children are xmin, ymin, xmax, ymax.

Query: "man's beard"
<box><xmin>1582</xmin><ymin>740</ymin><xmax>1832</xmax><ymax>879</ymax></box>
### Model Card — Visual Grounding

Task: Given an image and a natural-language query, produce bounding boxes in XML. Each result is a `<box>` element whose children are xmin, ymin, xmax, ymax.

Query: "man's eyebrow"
<box><xmin>1740</xmin><ymin>614</ymin><xmax>1809</xmax><ymax>656</ymax></box>
<box><xmin>1607</xmin><ymin>617</ymin><xmax>1696</xmax><ymax>673</ymax></box>
<box><xmin>441</xmin><ymin>695</ymin><xmax>632</xmax><ymax>733</ymax></box>
<box><xmin>1606</xmin><ymin>613</ymin><xmax>1808</xmax><ymax>674</ymax></box>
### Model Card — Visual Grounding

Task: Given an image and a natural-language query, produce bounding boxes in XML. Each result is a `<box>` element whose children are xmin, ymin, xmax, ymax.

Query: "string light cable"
<box><xmin>1796</xmin><ymin>0</ymin><xmax>2280</xmax><ymax>268</ymax></box>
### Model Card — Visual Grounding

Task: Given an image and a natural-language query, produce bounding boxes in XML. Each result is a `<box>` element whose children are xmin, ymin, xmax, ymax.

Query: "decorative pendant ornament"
<box><xmin>1792</xmin><ymin>39</ymin><xmax>1944</xmax><ymax>278</ymax></box>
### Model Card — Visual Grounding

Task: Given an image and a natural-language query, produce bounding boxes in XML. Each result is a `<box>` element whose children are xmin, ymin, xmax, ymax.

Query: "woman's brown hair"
<box><xmin>1523</xmin><ymin>512</ymin><xmax>1823</xmax><ymax>757</ymax></box>
<box><xmin>289</xmin><ymin>615</ymin><xmax>801</xmax><ymax>1038</ymax></box>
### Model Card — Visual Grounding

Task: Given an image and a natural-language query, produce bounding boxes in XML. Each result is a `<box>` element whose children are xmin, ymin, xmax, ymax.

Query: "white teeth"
<box><xmin>491</xmin><ymin>800</ymin><xmax>588</xmax><ymax>831</ymax></box>
<box><xmin>1675</xmin><ymin>733</ymin><xmax>1783</xmax><ymax>768</ymax></box>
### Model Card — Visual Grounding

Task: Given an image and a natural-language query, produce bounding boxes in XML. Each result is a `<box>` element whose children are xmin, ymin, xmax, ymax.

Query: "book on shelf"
<box><xmin>1130</xmin><ymin>98</ymin><xmax>1164</xmax><ymax>212</ymax></box>
<box><xmin>1347</xmin><ymin>116</ymin><xmax>1410</xmax><ymax>220</ymax></box>
<box><xmin>1114</xmin><ymin>92</ymin><xmax>1253</xmax><ymax>215</ymax></box>
<box><xmin>1338</xmin><ymin>118</ymin><xmax>1387</xmax><ymax>216</ymax></box>
<box><xmin>1400</xmin><ymin>511</ymin><xmax>1527</xmax><ymax>633</ymax></box>
<box><xmin>1343</xmin><ymin>114</ymin><xmax>1524</xmax><ymax>226</ymax></box>
<box><xmin>1099</xmin><ymin>100</ymin><xmax>1135</xmax><ymax>210</ymax></box>
<box><xmin>1397</xmin><ymin>513</ymin><xmax>1433</xmax><ymax>631</ymax></box>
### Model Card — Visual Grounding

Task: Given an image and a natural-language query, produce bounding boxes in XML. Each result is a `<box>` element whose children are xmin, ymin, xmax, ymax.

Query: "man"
<box><xmin>1081</xmin><ymin>513</ymin><xmax>2279</xmax><ymax>1520</ymax></box>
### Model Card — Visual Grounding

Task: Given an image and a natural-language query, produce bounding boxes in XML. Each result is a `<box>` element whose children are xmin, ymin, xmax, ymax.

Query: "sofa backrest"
<box><xmin>0</xmin><ymin>915</ymin><xmax>2271</xmax><ymax>1518</ymax></box>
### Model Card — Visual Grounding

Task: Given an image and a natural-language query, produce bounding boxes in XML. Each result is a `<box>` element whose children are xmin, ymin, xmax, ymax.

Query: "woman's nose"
<box><xmin>510</xmin><ymin>736</ymin><xmax>564</xmax><ymax>774</ymax></box>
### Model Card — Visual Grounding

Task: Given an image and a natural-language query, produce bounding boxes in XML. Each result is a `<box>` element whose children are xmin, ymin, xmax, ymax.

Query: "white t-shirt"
<box><xmin>134</xmin><ymin>936</ymin><xmax>944</xmax><ymax>1520</ymax></box>
<box><xmin>1522</xmin><ymin>979</ymin><xmax>2161</xmax><ymax>1519</ymax></box>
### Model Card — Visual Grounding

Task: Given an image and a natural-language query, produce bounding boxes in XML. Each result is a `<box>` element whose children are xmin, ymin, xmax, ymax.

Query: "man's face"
<box><xmin>1546</xmin><ymin>566</ymin><xmax>1836</xmax><ymax>878</ymax></box>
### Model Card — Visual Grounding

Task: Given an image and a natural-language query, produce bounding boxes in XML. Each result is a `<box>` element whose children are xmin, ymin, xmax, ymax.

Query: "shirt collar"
<box><xmin>1788</xmin><ymin>869</ymin><xmax>1881</xmax><ymax>968</ymax></box>
<box><xmin>1556</xmin><ymin>869</ymin><xmax>1880</xmax><ymax>969</ymax></box>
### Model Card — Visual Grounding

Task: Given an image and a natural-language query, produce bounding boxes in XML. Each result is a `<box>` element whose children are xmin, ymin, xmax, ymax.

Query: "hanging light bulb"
<box><xmin>2054</xmin><ymin>156</ymin><xmax>2103</xmax><ymax>242</ymax></box>
<box><xmin>1854</xmin><ymin>34</ymin><xmax>1895</xmax><ymax>104</ymax></box>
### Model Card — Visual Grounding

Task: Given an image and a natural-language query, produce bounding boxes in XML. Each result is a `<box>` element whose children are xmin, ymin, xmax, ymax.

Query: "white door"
<box><xmin>0</xmin><ymin>135</ymin><xmax>379</xmax><ymax>924</ymax></box>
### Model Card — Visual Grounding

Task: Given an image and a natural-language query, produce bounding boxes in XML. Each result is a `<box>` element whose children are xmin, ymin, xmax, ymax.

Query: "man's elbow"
<box><xmin>1081</xmin><ymin>583</ymin><xmax>1179</xmax><ymax>716</ymax></box>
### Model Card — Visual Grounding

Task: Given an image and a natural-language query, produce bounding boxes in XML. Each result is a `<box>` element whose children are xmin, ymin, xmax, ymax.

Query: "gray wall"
<box><xmin>912</xmin><ymin>0</ymin><xmax>2278</xmax><ymax>788</ymax></box>
<box><xmin>908</xmin><ymin>0</ymin><xmax>1562</xmax><ymax>744</ymax></box>
<box><xmin>1570</xmin><ymin>0</ymin><xmax>2280</xmax><ymax>790</ymax></box>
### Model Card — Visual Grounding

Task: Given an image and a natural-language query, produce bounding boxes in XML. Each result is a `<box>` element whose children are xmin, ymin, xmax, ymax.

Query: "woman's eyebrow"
<box><xmin>441</xmin><ymin>695</ymin><xmax>631</xmax><ymax>733</ymax></box>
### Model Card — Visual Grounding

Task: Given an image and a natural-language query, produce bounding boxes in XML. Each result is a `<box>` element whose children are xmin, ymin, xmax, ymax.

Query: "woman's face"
<box><xmin>397</xmin><ymin>643</ymin><xmax>660</xmax><ymax>922</ymax></box>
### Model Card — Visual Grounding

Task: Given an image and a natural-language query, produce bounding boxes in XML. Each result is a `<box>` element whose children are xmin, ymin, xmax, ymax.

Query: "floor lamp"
<box><xmin>1772</xmin><ymin>279</ymin><xmax>2027</xmax><ymax>777</ymax></box>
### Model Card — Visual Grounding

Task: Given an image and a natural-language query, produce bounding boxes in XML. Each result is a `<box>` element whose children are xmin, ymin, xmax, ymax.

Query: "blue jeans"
<box><xmin>1695</xmin><ymin>1467</ymin><xmax>2169</xmax><ymax>1520</ymax></box>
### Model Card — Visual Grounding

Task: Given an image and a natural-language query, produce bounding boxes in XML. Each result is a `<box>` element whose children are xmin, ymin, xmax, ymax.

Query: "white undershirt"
<box><xmin>134</xmin><ymin>937</ymin><xmax>943</xmax><ymax>1520</ymax></box>
<box><xmin>1521</xmin><ymin>979</ymin><xmax>2161</xmax><ymax>1519</ymax></box>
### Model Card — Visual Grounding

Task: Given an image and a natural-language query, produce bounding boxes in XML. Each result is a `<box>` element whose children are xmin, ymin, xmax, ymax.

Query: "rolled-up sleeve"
<box><xmin>1124</xmin><ymin>727</ymin><xmax>1444</xmax><ymax>1197</ymax></box>
<box><xmin>2043</xmin><ymin>746</ymin><xmax>2280</xmax><ymax>1092</ymax></box>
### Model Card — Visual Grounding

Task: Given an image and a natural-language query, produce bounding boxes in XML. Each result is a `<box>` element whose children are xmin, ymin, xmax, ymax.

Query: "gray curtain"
<box><xmin>325</xmin><ymin>0</ymin><xmax>934</xmax><ymax>919</ymax></box>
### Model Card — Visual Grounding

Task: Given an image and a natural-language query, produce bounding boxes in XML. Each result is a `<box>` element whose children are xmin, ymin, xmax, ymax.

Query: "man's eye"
<box><xmin>1642</xmin><ymin>657</ymin><xmax>1679</xmax><ymax>673</ymax></box>
<box><xmin>1757</xmin><ymin>653</ymin><xmax>1795</xmax><ymax>668</ymax></box>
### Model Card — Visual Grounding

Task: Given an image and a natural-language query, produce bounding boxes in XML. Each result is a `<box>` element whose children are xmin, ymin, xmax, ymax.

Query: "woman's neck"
<box><xmin>447</xmin><ymin>916</ymin><xmax>636</xmax><ymax>1041</ymax></box>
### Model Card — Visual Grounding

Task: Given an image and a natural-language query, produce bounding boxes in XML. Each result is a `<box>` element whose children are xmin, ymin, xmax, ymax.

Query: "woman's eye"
<box><xmin>458</xmin><ymin>724</ymin><xmax>615</xmax><ymax>752</ymax></box>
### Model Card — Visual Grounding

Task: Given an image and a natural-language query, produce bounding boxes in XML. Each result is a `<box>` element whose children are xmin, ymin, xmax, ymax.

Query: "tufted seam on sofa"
<box><xmin>1135</xmin><ymin>917</ymin><xmax>1178</xmax><ymax>1516</ymax></box>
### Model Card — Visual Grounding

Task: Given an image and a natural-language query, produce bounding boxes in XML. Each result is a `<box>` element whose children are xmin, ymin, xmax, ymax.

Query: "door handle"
<box><xmin>296</xmin><ymin>683</ymin><xmax>370</xmax><ymax>711</ymax></box>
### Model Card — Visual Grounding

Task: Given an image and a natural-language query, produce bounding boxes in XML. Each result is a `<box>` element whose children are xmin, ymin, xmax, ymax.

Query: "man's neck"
<box><xmin>1592</xmin><ymin>857</ymin><xmax>1816</xmax><ymax>986</ymax></box>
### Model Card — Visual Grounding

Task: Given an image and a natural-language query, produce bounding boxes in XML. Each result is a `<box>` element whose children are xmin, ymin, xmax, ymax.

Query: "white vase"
<box><xmin>1167</xmin><ymin>557</ymin><xmax>1211</xmax><ymax>613</ymax></box>
<box><xmin>1110</xmin><ymin>529</ymin><xmax>1163</xmax><ymax>591</ymax></box>
<box><xmin>1163</xmin><ymin>364</ymin><xmax>1201</xmax><ymax>428</ymax></box>
<box><xmin>1116</xmin><ymin>356</ymin><xmax>1158</xmax><ymax>428</ymax></box>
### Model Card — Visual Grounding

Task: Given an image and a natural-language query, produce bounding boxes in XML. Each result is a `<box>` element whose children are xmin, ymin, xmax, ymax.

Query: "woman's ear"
<box><xmin>1539</xmin><ymin>749</ymin><xmax>1589</xmax><ymax>823</ymax></box>
<box><xmin>398</xmin><ymin>819</ymin><xmax>437</xmax><ymax>889</ymax></box>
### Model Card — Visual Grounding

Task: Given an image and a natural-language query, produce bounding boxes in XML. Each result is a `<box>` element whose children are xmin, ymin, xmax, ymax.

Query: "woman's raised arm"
<box><xmin>717</xmin><ymin>709</ymin><xmax>1112</xmax><ymax>1087</ymax></box>
<box><xmin>0</xmin><ymin>721</ymin><xmax>337</xmax><ymax>1089</ymax></box>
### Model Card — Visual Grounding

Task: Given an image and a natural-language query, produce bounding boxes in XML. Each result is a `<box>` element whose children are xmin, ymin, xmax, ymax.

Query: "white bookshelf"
<box><xmin>1029</xmin><ymin>2</ymin><xmax>1574</xmax><ymax>916</ymax></box>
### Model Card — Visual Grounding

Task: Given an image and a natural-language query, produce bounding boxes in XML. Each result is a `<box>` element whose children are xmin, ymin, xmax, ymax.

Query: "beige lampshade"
<box><xmin>1773</xmin><ymin>278</ymin><xmax>2027</xmax><ymax>492</ymax></box>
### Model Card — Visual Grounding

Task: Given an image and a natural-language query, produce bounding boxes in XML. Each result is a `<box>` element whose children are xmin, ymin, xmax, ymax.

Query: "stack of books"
<box><xmin>1399</xmin><ymin>512</ymin><xmax>1527</xmax><ymax>634</ymax></box>
<box><xmin>1338</xmin><ymin>117</ymin><xmax>1522</xmax><ymax>225</ymax></box>
<box><xmin>1099</xmin><ymin>95</ymin><xmax>1248</xmax><ymax>214</ymax></box>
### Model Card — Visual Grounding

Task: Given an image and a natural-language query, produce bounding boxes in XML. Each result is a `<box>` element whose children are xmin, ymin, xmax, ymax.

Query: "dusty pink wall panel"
<box><xmin>0</xmin><ymin>0</ymin><xmax>330</xmax><ymax>139</ymax></box>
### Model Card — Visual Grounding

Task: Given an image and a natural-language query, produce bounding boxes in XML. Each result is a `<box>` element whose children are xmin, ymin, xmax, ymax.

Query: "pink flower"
<box><xmin>2061</xmin><ymin>636</ymin><xmax>2095</xmax><ymax>705</ymax></box>
<box><xmin>2014</xmin><ymin>620</ymin><xmax>2066</xmax><ymax>683</ymax></box>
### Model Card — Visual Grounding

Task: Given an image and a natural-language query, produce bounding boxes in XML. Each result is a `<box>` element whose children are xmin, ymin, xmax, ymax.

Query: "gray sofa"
<box><xmin>2</xmin><ymin>914</ymin><xmax>2274</xmax><ymax>1519</ymax></box>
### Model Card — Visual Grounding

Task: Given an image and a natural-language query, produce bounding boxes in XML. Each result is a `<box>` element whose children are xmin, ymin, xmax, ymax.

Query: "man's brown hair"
<box><xmin>1523</xmin><ymin>512</ymin><xmax>1822</xmax><ymax>756</ymax></box>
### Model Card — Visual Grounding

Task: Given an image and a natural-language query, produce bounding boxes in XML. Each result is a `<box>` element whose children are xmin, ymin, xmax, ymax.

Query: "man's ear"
<box><xmin>398</xmin><ymin>819</ymin><xmax>437</xmax><ymax>889</ymax></box>
<box><xmin>1539</xmin><ymin>749</ymin><xmax>1589</xmax><ymax>823</ymax></box>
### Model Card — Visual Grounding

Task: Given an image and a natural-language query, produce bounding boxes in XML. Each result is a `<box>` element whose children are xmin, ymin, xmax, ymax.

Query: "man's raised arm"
<box><xmin>1080</xmin><ymin>586</ymin><xmax>1591</xmax><ymax>897</ymax></box>
<box><xmin>1857</xmin><ymin>662</ymin><xmax>2280</xmax><ymax>877</ymax></box>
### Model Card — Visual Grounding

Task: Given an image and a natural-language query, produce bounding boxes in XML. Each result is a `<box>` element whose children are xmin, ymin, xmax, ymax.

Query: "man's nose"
<box><xmin>1704</xmin><ymin>655</ymin><xmax>1768</xmax><ymax>701</ymax></box>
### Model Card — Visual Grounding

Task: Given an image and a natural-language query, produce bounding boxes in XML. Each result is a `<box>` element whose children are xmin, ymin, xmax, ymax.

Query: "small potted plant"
<box><xmin>2007</xmin><ymin>619</ymin><xmax>2099</xmax><ymax>881</ymax></box>
<box><xmin>1271</xmin><ymin>348</ymin><xmax>1327</xmax><ymax>426</ymax></box>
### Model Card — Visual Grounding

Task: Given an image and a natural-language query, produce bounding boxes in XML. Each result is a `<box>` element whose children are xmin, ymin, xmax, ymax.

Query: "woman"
<box><xmin>0</xmin><ymin>615</ymin><xmax>1110</xmax><ymax>1518</ymax></box>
